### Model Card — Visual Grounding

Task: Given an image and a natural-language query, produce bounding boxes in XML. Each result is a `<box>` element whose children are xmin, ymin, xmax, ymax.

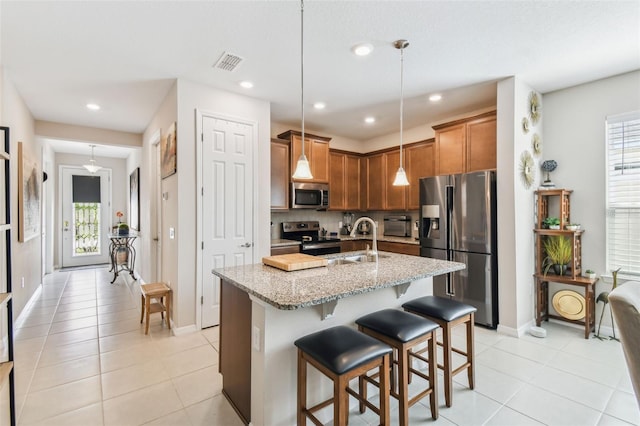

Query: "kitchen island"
<box><xmin>211</xmin><ymin>251</ymin><xmax>465</xmax><ymax>426</ymax></box>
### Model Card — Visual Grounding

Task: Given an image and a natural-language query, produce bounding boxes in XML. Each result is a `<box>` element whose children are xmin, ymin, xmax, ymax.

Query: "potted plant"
<box><xmin>584</xmin><ymin>269</ymin><xmax>596</xmax><ymax>279</ymax></box>
<box><xmin>542</xmin><ymin>235</ymin><xmax>572</xmax><ymax>275</ymax></box>
<box><xmin>542</xmin><ymin>217</ymin><xmax>561</xmax><ymax>229</ymax></box>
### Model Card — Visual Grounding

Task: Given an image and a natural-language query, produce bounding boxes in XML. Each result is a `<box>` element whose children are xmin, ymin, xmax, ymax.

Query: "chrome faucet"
<box><xmin>350</xmin><ymin>217</ymin><xmax>377</xmax><ymax>259</ymax></box>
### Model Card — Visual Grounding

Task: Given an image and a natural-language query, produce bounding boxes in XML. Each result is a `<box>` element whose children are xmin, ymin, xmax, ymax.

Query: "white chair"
<box><xmin>609</xmin><ymin>280</ymin><xmax>640</xmax><ymax>408</ymax></box>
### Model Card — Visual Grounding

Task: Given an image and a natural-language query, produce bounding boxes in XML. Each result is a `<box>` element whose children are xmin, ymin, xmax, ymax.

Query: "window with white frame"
<box><xmin>606</xmin><ymin>111</ymin><xmax>640</xmax><ymax>276</ymax></box>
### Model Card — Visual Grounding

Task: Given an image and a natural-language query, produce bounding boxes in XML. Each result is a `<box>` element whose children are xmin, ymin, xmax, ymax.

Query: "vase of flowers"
<box><xmin>115</xmin><ymin>211</ymin><xmax>129</xmax><ymax>235</ymax></box>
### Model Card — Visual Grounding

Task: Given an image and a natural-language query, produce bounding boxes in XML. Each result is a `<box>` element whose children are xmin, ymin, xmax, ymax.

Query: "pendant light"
<box><xmin>392</xmin><ymin>39</ymin><xmax>410</xmax><ymax>186</ymax></box>
<box><xmin>83</xmin><ymin>145</ymin><xmax>102</xmax><ymax>173</ymax></box>
<box><xmin>292</xmin><ymin>0</ymin><xmax>313</xmax><ymax>180</ymax></box>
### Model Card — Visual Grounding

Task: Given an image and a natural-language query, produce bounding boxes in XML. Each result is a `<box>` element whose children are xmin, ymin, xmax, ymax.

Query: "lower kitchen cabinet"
<box><xmin>270</xmin><ymin>245</ymin><xmax>300</xmax><ymax>256</ymax></box>
<box><xmin>377</xmin><ymin>241</ymin><xmax>420</xmax><ymax>256</ymax></box>
<box><xmin>341</xmin><ymin>240</ymin><xmax>369</xmax><ymax>252</ymax></box>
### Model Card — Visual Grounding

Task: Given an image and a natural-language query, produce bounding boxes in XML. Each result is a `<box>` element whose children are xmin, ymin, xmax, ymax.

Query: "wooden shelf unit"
<box><xmin>0</xmin><ymin>126</ymin><xmax>15</xmax><ymax>425</ymax></box>
<box><xmin>534</xmin><ymin>189</ymin><xmax>595</xmax><ymax>339</ymax></box>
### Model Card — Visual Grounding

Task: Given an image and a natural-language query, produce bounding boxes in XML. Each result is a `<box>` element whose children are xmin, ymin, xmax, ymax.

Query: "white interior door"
<box><xmin>61</xmin><ymin>167</ymin><xmax>111</xmax><ymax>267</ymax></box>
<box><xmin>201</xmin><ymin>115</ymin><xmax>254</xmax><ymax>328</ymax></box>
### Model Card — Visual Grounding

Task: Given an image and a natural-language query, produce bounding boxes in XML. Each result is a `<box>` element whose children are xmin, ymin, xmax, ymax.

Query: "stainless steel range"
<box><xmin>282</xmin><ymin>221</ymin><xmax>341</xmax><ymax>255</ymax></box>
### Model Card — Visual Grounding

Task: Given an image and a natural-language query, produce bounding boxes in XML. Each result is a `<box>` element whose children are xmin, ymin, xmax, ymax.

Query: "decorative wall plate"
<box><xmin>552</xmin><ymin>290</ymin><xmax>586</xmax><ymax>320</ymax></box>
<box><xmin>529</xmin><ymin>91</ymin><xmax>541</xmax><ymax>125</ymax></box>
<box><xmin>532</xmin><ymin>133</ymin><xmax>542</xmax><ymax>156</ymax></box>
<box><xmin>519</xmin><ymin>150</ymin><xmax>535</xmax><ymax>189</ymax></box>
<box><xmin>522</xmin><ymin>117</ymin><xmax>530</xmax><ymax>134</ymax></box>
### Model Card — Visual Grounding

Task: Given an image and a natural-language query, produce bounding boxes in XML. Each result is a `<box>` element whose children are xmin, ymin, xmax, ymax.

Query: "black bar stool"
<box><xmin>294</xmin><ymin>325</ymin><xmax>392</xmax><ymax>426</ymax></box>
<box><xmin>403</xmin><ymin>296</ymin><xmax>477</xmax><ymax>407</ymax></box>
<box><xmin>356</xmin><ymin>309</ymin><xmax>439</xmax><ymax>425</ymax></box>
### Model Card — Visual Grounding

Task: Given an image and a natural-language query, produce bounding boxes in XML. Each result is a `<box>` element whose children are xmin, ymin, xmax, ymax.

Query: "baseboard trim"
<box><xmin>171</xmin><ymin>324</ymin><xmax>198</xmax><ymax>336</ymax></box>
<box><xmin>496</xmin><ymin>320</ymin><xmax>532</xmax><ymax>338</ymax></box>
<box><xmin>14</xmin><ymin>284</ymin><xmax>43</xmax><ymax>328</ymax></box>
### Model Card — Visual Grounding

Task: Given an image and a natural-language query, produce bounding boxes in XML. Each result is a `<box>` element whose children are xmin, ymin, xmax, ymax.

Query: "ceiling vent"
<box><xmin>214</xmin><ymin>52</ymin><xmax>244</xmax><ymax>72</ymax></box>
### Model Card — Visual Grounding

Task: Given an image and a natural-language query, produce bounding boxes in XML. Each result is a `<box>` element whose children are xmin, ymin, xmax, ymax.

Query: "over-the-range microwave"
<box><xmin>291</xmin><ymin>182</ymin><xmax>329</xmax><ymax>209</ymax></box>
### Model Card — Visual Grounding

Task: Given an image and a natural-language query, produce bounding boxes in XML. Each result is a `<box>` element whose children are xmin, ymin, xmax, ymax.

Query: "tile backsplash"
<box><xmin>271</xmin><ymin>210</ymin><xmax>419</xmax><ymax>239</ymax></box>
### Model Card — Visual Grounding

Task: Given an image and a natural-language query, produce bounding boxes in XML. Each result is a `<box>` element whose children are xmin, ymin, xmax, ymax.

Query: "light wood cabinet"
<box><xmin>366</xmin><ymin>153</ymin><xmax>384</xmax><ymax>210</ymax></box>
<box><xmin>270</xmin><ymin>139</ymin><xmax>290</xmax><ymax>210</ymax></box>
<box><xmin>329</xmin><ymin>150</ymin><xmax>361</xmax><ymax>211</ymax></box>
<box><xmin>405</xmin><ymin>141</ymin><xmax>435</xmax><ymax>210</ymax></box>
<box><xmin>271</xmin><ymin>245</ymin><xmax>300</xmax><ymax>256</ymax></box>
<box><xmin>384</xmin><ymin>149</ymin><xmax>406</xmax><ymax>211</ymax></box>
<box><xmin>341</xmin><ymin>239</ymin><xmax>369</xmax><ymax>252</ymax></box>
<box><xmin>377</xmin><ymin>241</ymin><xmax>420</xmax><ymax>256</ymax></box>
<box><xmin>278</xmin><ymin>130</ymin><xmax>331</xmax><ymax>183</ymax></box>
<box><xmin>467</xmin><ymin>115</ymin><xmax>497</xmax><ymax>172</ymax></box>
<box><xmin>434</xmin><ymin>111</ymin><xmax>496</xmax><ymax>175</ymax></box>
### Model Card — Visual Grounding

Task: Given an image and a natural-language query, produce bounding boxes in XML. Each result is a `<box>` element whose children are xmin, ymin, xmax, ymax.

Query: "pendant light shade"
<box><xmin>393</xmin><ymin>39</ymin><xmax>410</xmax><ymax>187</ymax></box>
<box><xmin>292</xmin><ymin>0</ymin><xmax>313</xmax><ymax>180</ymax></box>
<box><xmin>83</xmin><ymin>145</ymin><xmax>102</xmax><ymax>173</ymax></box>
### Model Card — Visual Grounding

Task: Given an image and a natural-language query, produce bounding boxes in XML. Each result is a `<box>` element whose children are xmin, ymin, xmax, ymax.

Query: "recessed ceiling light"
<box><xmin>364</xmin><ymin>116</ymin><xmax>376</xmax><ymax>124</ymax></box>
<box><xmin>86</xmin><ymin>103</ymin><xmax>101</xmax><ymax>111</ymax></box>
<box><xmin>313</xmin><ymin>102</ymin><xmax>326</xmax><ymax>110</ymax></box>
<box><xmin>352</xmin><ymin>43</ymin><xmax>374</xmax><ymax>56</ymax></box>
<box><xmin>429</xmin><ymin>94</ymin><xmax>442</xmax><ymax>102</ymax></box>
<box><xmin>239</xmin><ymin>81</ymin><xmax>254</xmax><ymax>89</ymax></box>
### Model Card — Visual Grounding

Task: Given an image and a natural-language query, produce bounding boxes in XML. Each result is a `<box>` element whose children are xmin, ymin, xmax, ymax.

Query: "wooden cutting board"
<box><xmin>262</xmin><ymin>253</ymin><xmax>328</xmax><ymax>271</ymax></box>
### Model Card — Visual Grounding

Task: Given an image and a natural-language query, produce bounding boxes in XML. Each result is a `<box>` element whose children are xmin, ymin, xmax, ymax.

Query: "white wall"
<box><xmin>2</xmin><ymin>70</ymin><xmax>41</xmax><ymax>319</ymax></box>
<box><xmin>140</xmin><ymin>82</ymin><xmax>177</xmax><ymax>290</ymax></box>
<box><xmin>496</xmin><ymin>77</ymin><xmax>540</xmax><ymax>336</ymax></box>
<box><xmin>140</xmin><ymin>79</ymin><xmax>271</xmax><ymax>330</ymax></box>
<box><xmin>542</xmin><ymin>70</ymin><xmax>640</xmax><ymax>328</ymax></box>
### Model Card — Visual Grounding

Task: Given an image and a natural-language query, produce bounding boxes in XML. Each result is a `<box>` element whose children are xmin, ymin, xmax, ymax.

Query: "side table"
<box><xmin>109</xmin><ymin>232</ymin><xmax>138</xmax><ymax>284</ymax></box>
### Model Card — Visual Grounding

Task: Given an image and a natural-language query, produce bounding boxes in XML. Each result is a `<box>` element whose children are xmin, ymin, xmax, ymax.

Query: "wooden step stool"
<box><xmin>140</xmin><ymin>282</ymin><xmax>172</xmax><ymax>334</ymax></box>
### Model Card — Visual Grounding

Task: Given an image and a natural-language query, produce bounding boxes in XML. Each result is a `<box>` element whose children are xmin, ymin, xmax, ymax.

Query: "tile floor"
<box><xmin>9</xmin><ymin>266</ymin><xmax>639</xmax><ymax>425</ymax></box>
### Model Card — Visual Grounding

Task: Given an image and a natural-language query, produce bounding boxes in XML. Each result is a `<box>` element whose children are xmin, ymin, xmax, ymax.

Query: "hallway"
<box><xmin>12</xmin><ymin>267</ymin><xmax>242</xmax><ymax>425</ymax></box>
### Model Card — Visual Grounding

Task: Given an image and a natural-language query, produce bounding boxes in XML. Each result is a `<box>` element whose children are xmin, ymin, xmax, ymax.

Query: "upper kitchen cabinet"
<box><xmin>329</xmin><ymin>150</ymin><xmax>361</xmax><ymax>211</ymax></box>
<box><xmin>366</xmin><ymin>153</ymin><xmax>385</xmax><ymax>210</ymax></box>
<box><xmin>278</xmin><ymin>130</ymin><xmax>331</xmax><ymax>183</ymax></box>
<box><xmin>405</xmin><ymin>140</ymin><xmax>435</xmax><ymax>210</ymax></box>
<box><xmin>384</xmin><ymin>149</ymin><xmax>406</xmax><ymax>211</ymax></box>
<box><xmin>270</xmin><ymin>139</ymin><xmax>290</xmax><ymax>210</ymax></box>
<box><xmin>433</xmin><ymin>111</ymin><xmax>496</xmax><ymax>175</ymax></box>
<box><xmin>466</xmin><ymin>114</ymin><xmax>497</xmax><ymax>172</ymax></box>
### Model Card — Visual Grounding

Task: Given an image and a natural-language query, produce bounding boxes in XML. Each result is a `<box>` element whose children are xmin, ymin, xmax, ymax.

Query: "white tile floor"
<box><xmin>10</xmin><ymin>266</ymin><xmax>639</xmax><ymax>425</ymax></box>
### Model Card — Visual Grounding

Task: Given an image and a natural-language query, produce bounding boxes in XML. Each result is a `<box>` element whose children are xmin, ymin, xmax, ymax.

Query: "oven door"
<box><xmin>301</xmin><ymin>241</ymin><xmax>341</xmax><ymax>255</ymax></box>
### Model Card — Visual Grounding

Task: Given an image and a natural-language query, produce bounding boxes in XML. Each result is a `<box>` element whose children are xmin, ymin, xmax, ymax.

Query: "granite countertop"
<box><xmin>270</xmin><ymin>239</ymin><xmax>301</xmax><ymax>247</ymax></box>
<box><xmin>338</xmin><ymin>234</ymin><xmax>420</xmax><ymax>245</ymax></box>
<box><xmin>212</xmin><ymin>251</ymin><xmax>464</xmax><ymax>310</ymax></box>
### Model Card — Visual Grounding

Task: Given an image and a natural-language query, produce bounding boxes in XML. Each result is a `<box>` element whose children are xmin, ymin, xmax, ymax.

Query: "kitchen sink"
<box><xmin>327</xmin><ymin>253</ymin><xmax>389</xmax><ymax>265</ymax></box>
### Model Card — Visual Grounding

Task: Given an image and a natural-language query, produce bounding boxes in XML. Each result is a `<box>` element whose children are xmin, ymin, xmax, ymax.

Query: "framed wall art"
<box><xmin>18</xmin><ymin>142</ymin><xmax>40</xmax><ymax>242</ymax></box>
<box><xmin>161</xmin><ymin>122</ymin><xmax>177</xmax><ymax>179</ymax></box>
<box><xmin>130</xmin><ymin>167</ymin><xmax>140</xmax><ymax>231</ymax></box>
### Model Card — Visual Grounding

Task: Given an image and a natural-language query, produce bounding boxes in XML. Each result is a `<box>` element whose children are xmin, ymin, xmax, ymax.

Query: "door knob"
<box><xmin>239</xmin><ymin>242</ymin><xmax>253</xmax><ymax>248</ymax></box>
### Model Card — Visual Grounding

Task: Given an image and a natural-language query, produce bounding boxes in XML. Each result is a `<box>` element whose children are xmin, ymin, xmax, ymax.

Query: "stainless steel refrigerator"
<box><xmin>419</xmin><ymin>171</ymin><xmax>498</xmax><ymax>328</ymax></box>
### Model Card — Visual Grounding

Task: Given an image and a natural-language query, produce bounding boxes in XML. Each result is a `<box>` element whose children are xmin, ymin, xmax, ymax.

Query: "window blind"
<box><xmin>606</xmin><ymin>111</ymin><xmax>640</xmax><ymax>276</ymax></box>
<box><xmin>73</xmin><ymin>175</ymin><xmax>101</xmax><ymax>203</ymax></box>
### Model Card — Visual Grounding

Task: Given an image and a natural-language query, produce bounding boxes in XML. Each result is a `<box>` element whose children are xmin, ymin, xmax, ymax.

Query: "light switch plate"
<box><xmin>169</xmin><ymin>227</ymin><xmax>175</xmax><ymax>239</ymax></box>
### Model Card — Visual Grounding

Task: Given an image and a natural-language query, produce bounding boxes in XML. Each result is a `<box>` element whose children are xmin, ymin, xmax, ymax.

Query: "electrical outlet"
<box><xmin>21</xmin><ymin>277</ymin><xmax>25</xmax><ymax>288</ymax></box>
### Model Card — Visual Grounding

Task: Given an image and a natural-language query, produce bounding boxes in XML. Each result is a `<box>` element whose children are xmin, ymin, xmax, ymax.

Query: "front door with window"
<box><xmin>61</xmin><ymin>167</ymin><xmax>111</xmax><ymax>267</ymax></box>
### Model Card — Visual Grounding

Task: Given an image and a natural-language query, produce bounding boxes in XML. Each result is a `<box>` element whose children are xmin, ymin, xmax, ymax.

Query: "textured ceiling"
<box><xmin>2</xmin><ymin>1</ymin><xmax>639</xmax><ymax>144</ymax></box>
